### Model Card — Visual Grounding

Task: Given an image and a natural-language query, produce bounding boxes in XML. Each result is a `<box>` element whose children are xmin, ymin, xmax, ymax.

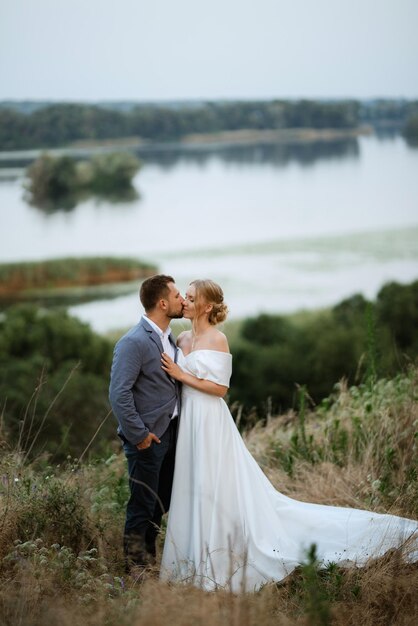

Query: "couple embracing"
<box><xmin>109</xmin><ymin>275</ymin><xmax>417</xmax><ymax>592</ymax></box>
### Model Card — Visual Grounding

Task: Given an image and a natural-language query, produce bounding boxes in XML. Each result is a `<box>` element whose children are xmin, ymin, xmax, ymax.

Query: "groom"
<box><xmin>109</xmin><ymin>274</ymin><xmax>184</xmax><ymax>572</ymax></box>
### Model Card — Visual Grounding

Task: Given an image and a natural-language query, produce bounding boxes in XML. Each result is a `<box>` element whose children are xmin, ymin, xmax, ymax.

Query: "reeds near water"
<box><xmin>0</xmin><ymin>257</ymin><xmax>156</xmax><ymax>297</ymax></box>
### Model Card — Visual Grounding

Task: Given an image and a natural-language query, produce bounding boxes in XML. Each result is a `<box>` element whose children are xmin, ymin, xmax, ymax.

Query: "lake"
<box><xmin>1</xmin><ymin>133</ymin><xmax>418</xmax><ymax>332</ymax></box>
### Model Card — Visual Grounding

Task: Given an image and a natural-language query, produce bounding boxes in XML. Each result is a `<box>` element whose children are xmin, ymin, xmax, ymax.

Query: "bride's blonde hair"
<box><xmin>191</xmin><ymin>279</ymin><xmax>228</xmax><ymax>326</ymax></box>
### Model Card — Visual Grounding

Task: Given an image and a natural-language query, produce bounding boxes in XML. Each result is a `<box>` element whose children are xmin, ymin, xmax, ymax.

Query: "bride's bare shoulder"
<box><xmin>176</xmin><ymin>330</ymin><xmax>192</xmax><ymax>350</ymax></box>
<box><xmin>211</xmin><ymin>329</ymin><xmax>230</xmax><ymax>353</ymax></box>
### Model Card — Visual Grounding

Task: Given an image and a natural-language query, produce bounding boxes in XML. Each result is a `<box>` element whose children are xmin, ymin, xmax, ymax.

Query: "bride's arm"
<box><xmin>161</xmin><ymin>353</ymin><xmax>228</xmax><ymax>398</ymax></box>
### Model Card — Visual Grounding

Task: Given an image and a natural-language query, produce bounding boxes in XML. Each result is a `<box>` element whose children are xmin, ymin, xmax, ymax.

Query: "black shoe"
<box><xmin>124</xmin><ymin>549</ymin><xmax>155</xmax><ymax>573</ymax></box>
<box><xmin>124</xmin><ymin>533</ymin><xmax>153</xmax><ymax>569</ymax></box>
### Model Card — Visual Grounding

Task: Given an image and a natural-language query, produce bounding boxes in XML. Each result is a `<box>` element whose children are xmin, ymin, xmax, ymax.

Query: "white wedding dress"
<box><xmin>160</xmin><ymin>350</ymin><xmax>418</xmax><ymax>592</ymax></box>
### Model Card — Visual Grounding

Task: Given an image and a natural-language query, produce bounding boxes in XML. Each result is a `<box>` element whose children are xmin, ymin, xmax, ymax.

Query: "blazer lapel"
<box><xmin>140</xmin><ymin>317</ymin><xmax>163</xmax><ymax>353</ymax></box>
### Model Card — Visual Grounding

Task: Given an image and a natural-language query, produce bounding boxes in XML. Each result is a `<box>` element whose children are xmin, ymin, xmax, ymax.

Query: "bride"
<box><xmin>160</xmin><ymin>279</ymin><xmax>417</xmax><ymax>592</ymax></box>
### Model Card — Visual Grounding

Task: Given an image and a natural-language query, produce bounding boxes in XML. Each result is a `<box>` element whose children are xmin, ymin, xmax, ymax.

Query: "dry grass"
<box><xmin>0</xmin><ymin>554</ymin><xmax>417</xmax><ymax>626</ymax></box>
<box><xmin>0</xmin><ymin>368</ymin><xmax>417</xmax><ymax>625</ymax></box>
<box><xmin>245</xmin><ymin>371</ymin><xmax>418</xmax><ymax>519</ymax></box>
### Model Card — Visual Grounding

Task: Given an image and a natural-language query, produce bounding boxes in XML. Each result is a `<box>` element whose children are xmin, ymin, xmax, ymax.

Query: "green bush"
<box><xmin>26</xmin><ymin>154</ymin><xmax>78</xmax><ymax>206</ymax></box>
<box><xmin>376</xmin><ymin>280</ymin><xmax>418</xmax><ymax>353</ymax></box>
<box><xmin>12</xmin><ymin>476</ymin><xmax>90</xmax><ymax>551</ymax></box>
<box><xmin>0</xmin><ymin>305</ymin><xmax>114</xmax><ymax>460</ymax></box>
<box><xmin>87</xmin><ymin>152</ymin><xmax>141</xmax><ymax>192</ymax></box>
<box><xmin>230</xmin><ymin>280</ymin><xmax>418</xmax><ymax>421</ymax></box>
<box><xmin>3</xmin><ymin>540</ymin><xmax>125</xmax><ymax>599</ymax></box>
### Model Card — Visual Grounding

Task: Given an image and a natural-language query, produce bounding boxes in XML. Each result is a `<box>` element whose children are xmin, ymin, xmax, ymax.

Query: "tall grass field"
<box><xmin>1</xmin><ymin>366</ymin><xmax>417</xmax><ymax>625</ymax></box>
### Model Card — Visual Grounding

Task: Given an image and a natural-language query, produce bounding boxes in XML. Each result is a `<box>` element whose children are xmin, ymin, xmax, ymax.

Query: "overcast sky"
<box><xmin>1</xmin><ymin>0</ymin><xmax>417</xmax><ymax>102</ymax></box>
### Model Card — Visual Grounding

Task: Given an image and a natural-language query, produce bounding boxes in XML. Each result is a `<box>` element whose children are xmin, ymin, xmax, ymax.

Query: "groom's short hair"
<box><xmin>140</xmin><ymin>274</ymin><xmax>175</xmax><ymax>311</ymax></box>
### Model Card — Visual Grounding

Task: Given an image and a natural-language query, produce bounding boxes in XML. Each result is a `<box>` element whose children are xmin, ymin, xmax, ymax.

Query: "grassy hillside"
<box><xmin>0</xmin><ymin>367</ymin><xmax>417</xmax><ymax>625</ymax></box>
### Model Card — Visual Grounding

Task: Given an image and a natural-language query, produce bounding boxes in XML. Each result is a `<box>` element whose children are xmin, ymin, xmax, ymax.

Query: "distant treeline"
<box><xmin>1</xmin><ymin>99</ymin><xmax>412</xmax><ymax>151</ymax></box>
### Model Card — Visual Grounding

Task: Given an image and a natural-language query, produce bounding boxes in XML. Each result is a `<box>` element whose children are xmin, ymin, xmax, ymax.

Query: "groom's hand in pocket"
<box><xmin>137</xmin><ymin>432</ymin><xmax>161</xmax><ymax>450</ymax></box>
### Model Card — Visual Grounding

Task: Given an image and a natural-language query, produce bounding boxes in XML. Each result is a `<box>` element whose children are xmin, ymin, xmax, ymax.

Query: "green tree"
<box><xmin>376</xmin><ymin>280</ymin><xmax>418</xmax><ymax>354</ymax></box>
<box><xmin>26</xmin><ymin>154</ymin><xmax>78</xmax><ymax>206</ymax></box>
<box><xmin>0</xmin><ymin>305</ymin><xmax>114</xmax><ymax>460</ymax></box>
<box><xmin>87</xmin><ymin>152</ymin><xmax>141</xmax><ymax>193</ymax></box>
<box><xmin>229</xmin><ymin>282</ymin><xmax>418</xmax><ymax>424</ymax></box>
<box><xmin>403</xmin><ymin>115</ymin><xmax>418</xmax><ymax>146</ymax></box>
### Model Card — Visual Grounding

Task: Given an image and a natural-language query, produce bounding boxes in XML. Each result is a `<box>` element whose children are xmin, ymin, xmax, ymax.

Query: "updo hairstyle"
<box><xmin>191</xmin><ymin>279</ymin><xmax>228</xmax><ymax>325</ymax></box>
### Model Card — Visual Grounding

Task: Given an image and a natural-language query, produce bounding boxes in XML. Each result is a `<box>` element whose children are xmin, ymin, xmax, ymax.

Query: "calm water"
<box><xmin>1</xmin><ymin>134</ymin><xmax>418</xmax><ymax>332</ymax></box>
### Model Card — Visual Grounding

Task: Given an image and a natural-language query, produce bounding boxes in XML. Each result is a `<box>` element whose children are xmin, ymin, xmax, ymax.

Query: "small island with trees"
<box><xmin>25</xmin><ymin>151</ymin><xmax>141</xmax><ymax>209</ymax></box>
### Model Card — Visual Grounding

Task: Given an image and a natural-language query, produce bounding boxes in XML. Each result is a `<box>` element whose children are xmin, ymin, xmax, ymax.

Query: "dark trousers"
<box><xmin>122</xmin><ymin>417</ymin><xmax>178</xmax><ymax>567</ymax></box>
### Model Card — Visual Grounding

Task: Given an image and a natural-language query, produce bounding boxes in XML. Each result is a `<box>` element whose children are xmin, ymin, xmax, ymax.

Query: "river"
<box><xmin>1</xmin><ymin>133</ymin><xmax>417</xmax><ymax>332</ymax></box>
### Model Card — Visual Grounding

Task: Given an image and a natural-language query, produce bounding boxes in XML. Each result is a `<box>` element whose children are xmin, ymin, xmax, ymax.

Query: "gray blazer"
<box><xmin>109</xmin><ymin>317</ymin><xmax>181</xmax><ymax>445</ymax></box>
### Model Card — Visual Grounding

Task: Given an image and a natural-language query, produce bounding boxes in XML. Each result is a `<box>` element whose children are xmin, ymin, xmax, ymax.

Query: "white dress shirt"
<box><xmin>143</xmin><ymin>315</ymin><xmax>179</xmax><ymax>419</ymax></box>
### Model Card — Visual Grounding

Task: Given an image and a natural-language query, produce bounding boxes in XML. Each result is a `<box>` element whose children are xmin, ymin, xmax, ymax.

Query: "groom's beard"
<box><xmin>168</xmin><ymin>308</ymin><xmax>184</xmax><ymax>320</ymax></box>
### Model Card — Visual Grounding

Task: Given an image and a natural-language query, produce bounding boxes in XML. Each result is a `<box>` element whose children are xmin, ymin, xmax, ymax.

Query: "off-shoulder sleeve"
<box><xmin>188</xmin><ymin>351</ymin><xmax>232</xmax><ymax>387</ymax></box>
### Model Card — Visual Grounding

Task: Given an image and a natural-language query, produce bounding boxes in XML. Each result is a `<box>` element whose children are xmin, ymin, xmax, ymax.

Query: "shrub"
<box><xmin>269</xmin><ymin>367</ymin><xmax>418</xmax><ymax>515</ymax></box>
<box><xmin>229</xmin><ymin>281</ymin><xmax>418</xmax><ymax>423</ymax></box>
<box><xmin>0</xmin><ymin>305</ymin><xmax>114</xmax><ymax>460</ymax></box>
<box><xmin>87</xmin><ymin>152</ymin><xmax>141</xmax><ymax>192</ymax></box>
<box><xmin>26</xmin><ymin>154</ymin><xmax>78</xmax><ymax>206</ymax></box>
